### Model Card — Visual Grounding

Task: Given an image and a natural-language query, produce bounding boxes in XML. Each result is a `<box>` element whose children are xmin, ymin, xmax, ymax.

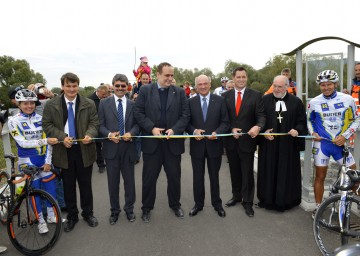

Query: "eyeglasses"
<box><xmin>114</xmin><ymin>84</ymin><xmax>127</xmax><ymax>88</ymax></box>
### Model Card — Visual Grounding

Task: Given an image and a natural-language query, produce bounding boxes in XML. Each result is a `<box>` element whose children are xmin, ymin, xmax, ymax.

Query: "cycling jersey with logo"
<box><xmin>8</xmin><ymin>112</ymin><xmax>52</xmax><ymax>179</ymax></box>
<box><xmin>307</xmin><ymin>91</ymin><xmax>358</xmax><ymax>166</ymax></box>
<box><xmin>307</xmin><ymin>91</ymin><xmax>359</xmax><ymax>140</ymax></box>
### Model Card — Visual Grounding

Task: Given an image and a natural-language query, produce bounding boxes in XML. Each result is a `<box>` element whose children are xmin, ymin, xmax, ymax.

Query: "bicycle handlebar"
<box><xmin>11</xmin><ymin>167</ymin><xmax>59</xmax><ymax>185</ymax></box>
<box><xmin>346</xmin><ymin>170</ymin><xmax>360</xmax><ymax>182</ymax></box>
<box><xmin>333</xmin><ymin>170</ymin><xmax>360</xmax><ymax>191</ymax></box>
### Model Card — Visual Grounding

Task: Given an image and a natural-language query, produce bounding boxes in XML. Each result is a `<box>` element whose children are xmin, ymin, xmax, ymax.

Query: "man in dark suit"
<box><xmin>186</xmin><ymin>74</ymin><xmax>230</xmax><ymax>217</ymax></box>
<box><xmin>134</xmin><ymin>62</ymin><xmax>190</xmax><ymax>223</ymax></box>
<box><xmin>89</xmin><ymin>84</ymin><xmax>109</xmax><ymax>173</ymax></box>
<box><xmin>223</xmin><ymin>67</ymin><xmax>266</xmax><ymax>217</ymax></box>
<box><xmin>42</xmin><ymin>72</ymin><xmax>99</xmax><ymax>232</ymax></box>
<box><xmin>98</xmin><ymin>74</ymin><xmax>139</xmax><ymax>225</ymax></box>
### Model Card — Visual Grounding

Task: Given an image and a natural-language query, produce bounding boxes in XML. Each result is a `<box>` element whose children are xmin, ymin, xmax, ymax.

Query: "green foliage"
<box><xmin>0</xmin><ymin>55</ymin><xmax>46</xmax><ymax>87</ymax></box>
<box><xmin>79</xmin><ymin>86</ymin><xmax>96</xmax><ymax>97</ymax></box>
<box><xmin>51</xmin><ymin>87</ymin><xmax>62</xmax><ymax>95</ymax></box>
<box><xmin>0</xmin><ymin>55</ymin><xmax>46</xmax><ymax>108</ymax></box>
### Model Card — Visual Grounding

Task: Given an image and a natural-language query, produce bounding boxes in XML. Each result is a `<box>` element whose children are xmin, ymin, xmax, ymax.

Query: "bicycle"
<box><xmin>313</xmin><ymin>146</ymin><xmax>360</xmax><ymax>256</ymax></box>
<box><xmin>0</xmin><ymin>153</ymin><xmax>62</xmax><ymax>256</ymax></box>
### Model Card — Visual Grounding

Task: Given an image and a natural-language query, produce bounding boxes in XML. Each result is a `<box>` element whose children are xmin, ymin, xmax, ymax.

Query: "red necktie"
<box><xmin>236</xmin><ymin>91</ymin><xmax>242</xmax><ymax>116</ymax></box>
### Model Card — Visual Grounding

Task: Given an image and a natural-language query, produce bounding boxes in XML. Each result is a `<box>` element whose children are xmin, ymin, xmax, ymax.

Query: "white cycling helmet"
<box><xmin>316</xmin><ymin>70</ymin><xmax>339</xmax><ymax>84</ymax></box>
<box><xmin>15</xmin><ymin>89</ymin><xmax>39</xmax><ymax>103</ymax></box>
<box><xmin>221</xmin><ymin>76</ymin><xmax>229</xmax><ymax>82</ymax></box>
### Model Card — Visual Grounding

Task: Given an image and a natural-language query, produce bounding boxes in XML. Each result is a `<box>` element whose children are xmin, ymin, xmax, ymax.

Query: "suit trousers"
<box><xmin>227</xmin><ymin>144</ymin><xmax>255</xmax><ymax>204</ymax></box>
<box><xmin>62</xmin><ymin>144</ymin><xmax>94</xmax><ymax>220</ymax></box>
<box><xmin>191</xmin><ymin>151</ymin><xmax>222</xmax><ymax>209</ymax></box>
<box><xmin>95</xmin><ymin>141</ymin><xmax>106</xmax><ymax>168</ymax></box>
<box><xmin>142</xmin><ymin>140</ymin><xmax>181</xmax><ymax>211</ymax></box>
<box><xmin>105</xmin><ymin>141</ymin><xmax>135</xmax><ymax>214</ymax></box>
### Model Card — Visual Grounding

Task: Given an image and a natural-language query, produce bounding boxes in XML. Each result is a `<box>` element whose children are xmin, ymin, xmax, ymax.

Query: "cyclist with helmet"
<box><xmin>213</xmin><ymin>77</ymin><xmax>229</xmax><ymax>96</ymax></box>
<box><xmin>8</xmin><ymin>89</ymin><xmax>59</xmax><ymax>234</ymax></box>
<box><xmin>307</xmin><ymin>70</ymin><xmax>359</xmax><ymax>218</ymax></box>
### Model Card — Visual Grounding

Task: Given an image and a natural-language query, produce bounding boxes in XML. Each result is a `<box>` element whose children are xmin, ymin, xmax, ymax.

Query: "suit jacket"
<box><xmin>134</xmin><ymin>83</ymin><xmax>190</xmax><ymax>155</ymax></box>
<box><xmin>88</xmin><ymin>91</ymin><xmax>100</xmax><ymax>111</ymax></box>
<box><xmin>223</xmin><ymin>88</ymin><xmax>266</xmax><ymax>153</ymax></box>
<box><xmin>42</xmin><ymin>94</ymin><xmax>99</xmax><ymax>169</ymax></box>
<box><xmin>98</xmin><ymin>95</ymin><xmax>139</xmax><ymax>160</ymax></box>
<box><xmin>186</xmin><ymin>94</ymin><xmax>230</xmax><ymax>158</ymax></box>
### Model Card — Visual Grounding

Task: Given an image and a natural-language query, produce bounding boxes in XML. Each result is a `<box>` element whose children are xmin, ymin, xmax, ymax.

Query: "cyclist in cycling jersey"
<box><xmin>307</xmin><ymin>70</ymin><xmax>359</xmax><ymax>217</ymax></box>
<box><xmin>8</xmin><ymin>89</ymin><xmax>59</xmax><ymax>234</ymax></box>
<box><xmin>213</xmin><ymin>76</ymin><xmax>229</xmax><ymax>96</ymax></box>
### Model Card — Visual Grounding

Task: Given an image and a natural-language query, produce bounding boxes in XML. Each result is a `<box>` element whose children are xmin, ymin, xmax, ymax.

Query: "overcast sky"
<box><xmin>1</xmin><ymin>0</ymin><xmax>359</xmax><ymax>88</ymax></box>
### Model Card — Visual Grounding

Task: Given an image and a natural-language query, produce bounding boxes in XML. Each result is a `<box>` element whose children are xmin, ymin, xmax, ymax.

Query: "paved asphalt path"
<box><xmin>1</xmin><ymin>140</ymin><xmax>321</xmax><ymax>256</ymax></box>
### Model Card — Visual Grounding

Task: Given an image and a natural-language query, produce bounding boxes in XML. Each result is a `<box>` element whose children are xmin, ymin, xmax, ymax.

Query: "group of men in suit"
<box><xmin>42</xmin><ymin>63</ymin><xmax>265</xmax><ymax>233</ymax></box>
<box><xmin>133</xmin><ymin>63</ymin><xmax>265</xmax><ymax>221</ymax></box>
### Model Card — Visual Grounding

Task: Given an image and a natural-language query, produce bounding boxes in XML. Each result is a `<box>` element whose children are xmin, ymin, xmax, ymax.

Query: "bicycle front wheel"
<box><xmin>7</xmin><ymin>189</ymin><xmax>62</xmax><ymax>256</ymax></box>
<box><xmin>313</xmin><ymin>194</ymin><xmax>360</xmax><ymax>256</ymax></box>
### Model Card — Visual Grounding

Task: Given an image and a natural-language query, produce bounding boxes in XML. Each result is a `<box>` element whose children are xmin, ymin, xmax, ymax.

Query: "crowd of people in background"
<box><xmin>3</xmin><ymin>58</ymin><xmax>359</xmax><ymax>245</ymax></box>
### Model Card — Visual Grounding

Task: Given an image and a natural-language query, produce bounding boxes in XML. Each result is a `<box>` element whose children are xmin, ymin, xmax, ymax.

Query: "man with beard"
<box><xmin>256</xmin><ymin>75</ymin><xmax>308</xmax><ymax>211</ymax></box>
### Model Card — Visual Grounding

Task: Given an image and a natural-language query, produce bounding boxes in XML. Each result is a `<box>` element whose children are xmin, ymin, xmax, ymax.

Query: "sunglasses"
<box><xmin>222</xmin><ymin>81</ymin><xmax>228</xmax><ymax>83</ymax></box>
<box><xmin>114</xmin><ymin>84</ymin><xmax>127</xmax><ymax>88</ymax></box>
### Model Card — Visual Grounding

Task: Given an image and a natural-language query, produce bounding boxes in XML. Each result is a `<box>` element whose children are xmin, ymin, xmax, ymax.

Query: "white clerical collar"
<box><xmin>275</xmin><ymin>100</ymin><xmax>287</xmax><ymax>112</ymax></box>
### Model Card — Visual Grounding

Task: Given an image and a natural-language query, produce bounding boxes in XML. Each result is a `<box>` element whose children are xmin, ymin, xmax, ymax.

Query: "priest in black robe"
<box><xmin>256</xmin><ymin>75</ymin><xmax>308</xmax><ymax>212</ymax></box>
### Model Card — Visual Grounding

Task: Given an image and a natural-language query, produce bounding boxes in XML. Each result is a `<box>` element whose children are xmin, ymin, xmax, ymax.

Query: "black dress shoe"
<box><xmin>109</xmin><ymin>213</ymin><xmax>119</xmax><ymax>225</ymax></box>
<box><xmin>189</xmin><ymin>206</ymin><xmax>203</xmax><ymax>217</ymax></box>
<box><xmin>225</xmin><ymin>197</ymin><xmax>242</xmax><ymax>207</ymax></box>
<box><xmin>126</xmin><ymin>212</ymin><xmax>136</xmax><ymax>222</ymax></box>
<box><xmin>255</xmin><ymin>201</ymin><xmax>265</xmax><ymax>208</ymax></box>
<box><xmin>141</xmin><ymin>210</ymin><xmax>151</xmax><ymax>223</ymax></box>
<box><xmin>215</xmin><ymin>207</ymin><xmax>226</xmax><ymax>217</ymax></box>
<box><xmin>173</xmin><ymin>207</ymin><xmax>184</xmax><ymax>219</ymax></box>
<box><xmin>243</xmin><ymin>204</ymin><xmax>254</xmax><ymax>217</ymax></box>
<box><xmin>64</xmin><ymin>218</ymin><xmax>78</xmax><ymax>232</ymax></box>
<box><xmin>83</xmin><ymin>215</ymin><xmax>99</xmax><ymax>227</ymax></box>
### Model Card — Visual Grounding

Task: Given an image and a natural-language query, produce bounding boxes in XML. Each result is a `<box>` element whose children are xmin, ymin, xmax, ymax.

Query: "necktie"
<box><xmin>236</xmin><ymin>91</ymin><xmax>242</xmax><ymax>116</ymax></box>
<box><xmin>67</xmin><ymin>102</ymin><xmax>76</xmax><ymax>139</ymax></box>
<box><xmin>202</xmin><ymin>97</ymin><xmax>208</xmax><ymax>122</ymax></box>
<box><xmin>118</xmin><ymin>99</ymin><xmax>125</xmax><ymax>136</ymax></box>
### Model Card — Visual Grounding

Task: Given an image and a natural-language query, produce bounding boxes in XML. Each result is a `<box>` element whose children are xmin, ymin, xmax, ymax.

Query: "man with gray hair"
<box><xmin>89</xmin><ymin>84</ymin><xmax>109</xmax><ymax>173</ymax></box>
<box><xmin>186</xmin><ymin>75</ymin><xmax>230</xmax><ymax>217</ymax></box>
<box><xmin>256</xmin><ymin>75</ymin><xmax>307</xmax><ymax>211</ymax></box>
<box><xmin>98</xmin><ymin>73</ymin><xmax>139</xmax><ymax>224</ymax></box>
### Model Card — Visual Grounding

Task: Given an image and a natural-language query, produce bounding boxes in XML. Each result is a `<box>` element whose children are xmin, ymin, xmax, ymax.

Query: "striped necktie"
<box><xmin>118</xmin><ymin>99</ymin><xmax>124</xmax><ymax>136</ymax></box>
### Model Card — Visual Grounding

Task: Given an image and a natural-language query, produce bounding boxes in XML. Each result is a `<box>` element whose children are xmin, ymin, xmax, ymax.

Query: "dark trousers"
<box><xmin>105</xmin><ymin>142</ymin><xmax>135</xmax><ymax>214</ymax></box>
<box><xmin>191</xmin><ymin>151</ymin><xmax>222</xmax><ymax>209</ymax></box>
<box><xmin>62</xmin><ymin>145</ymin><xmax>94</xmax><ymax>220</ymax></box>
<box><xmin>95</xmin><ymin>141</ymin><xmax>106</xmax><ymax>168</ymax></box>
<box><xmin>227</xmin><ymin>145</ymin><xmax>255</xmax><ymax>204</ymax></box>
<box><xmin>142</xmin><ymin>141</ymin><xmax>181</xmax><ymax>211</ymax></box>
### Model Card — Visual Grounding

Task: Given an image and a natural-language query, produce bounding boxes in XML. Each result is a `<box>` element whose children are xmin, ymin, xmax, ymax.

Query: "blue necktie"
<box><xmin>202</xmin><ymin>97</ymin><xmax>208</xmax><ymax>122</ymax></box>
<box><xmin>67</xmin><ymin>102</ymin><xmax>76</xmax><ymax>139</ymax></box>
<box><xmin>118</xmin><ymin>99</ymin><xmax>125</xmax><ymax>136</ymax></box>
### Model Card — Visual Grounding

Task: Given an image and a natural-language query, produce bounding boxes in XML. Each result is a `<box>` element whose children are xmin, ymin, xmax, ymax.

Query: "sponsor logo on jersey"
<box><xmin>33</xmin><ymin>121</ymin><xmax>42</xmax><ymax>128</ymax></box>
<box><xmin>11</xmin><ymin>130</ymin><xmax>19</xmax><ymax>137</ymax></box>
<box><xmin>312</xmin><ymin>147</ymin><xmax>319</xmax><ymax>155</ymax></box>
<box><xmin>321</xmin><ymin>103</ymin><xmax>329</xmax><ymax>111</ymax></box>
<box><xmin>334</xmin><ymin>102</ymin><xmax>344</xmax><ymax>109</ymax></box>
<box><xmin>21</xmin><ymin>122</ymin><xmax>30</xmax><ymax>130</ymax></box>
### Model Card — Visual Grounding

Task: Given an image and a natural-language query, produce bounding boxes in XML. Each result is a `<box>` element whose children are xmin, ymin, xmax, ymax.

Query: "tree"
<box><xmin>0</xmin><ymin>55</ymin><xmax>46</xmax><ymax>88</ymax></box>
<box><xmin>51</xmin><ymin>87</ymin><xmax>62</xmax><ymax>95</ymax></box>
<box><xmin>0</xmin><ymin>55</ymin><xmax>47</xmax><ymax>108</ymax></box>
<box><xmin>258</xmin><ymin>55</ymin><xmax>296</xmax><ymax>88</ymax></box>
<box><xmin>79</xmin><ymin>86</ymin><xmax>96</xmax><ymax>97</ymax></box>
